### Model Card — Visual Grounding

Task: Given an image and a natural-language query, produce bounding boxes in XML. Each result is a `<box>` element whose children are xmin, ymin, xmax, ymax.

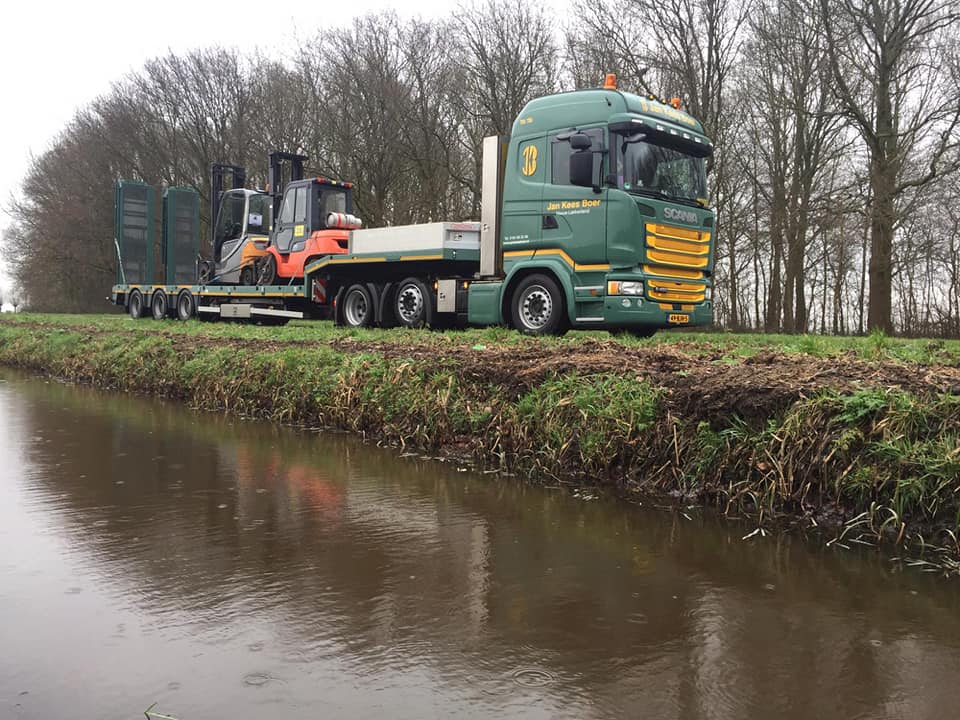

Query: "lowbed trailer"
<box><xmin>113</xmin><ymin>75</ymin><xmax>717</xmax><ymax>336</ymax></box>
<box><xmin>112</xmin><ymin>283</ymin><xmax>311</xmax><ymax>324</ymax></box>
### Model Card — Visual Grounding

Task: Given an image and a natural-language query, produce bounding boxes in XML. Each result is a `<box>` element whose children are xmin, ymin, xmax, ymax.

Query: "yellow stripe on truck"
<box><xmin>504</xmin><ymin>248</ymin><xmax>610</xmax><ymax>272</ymax></box>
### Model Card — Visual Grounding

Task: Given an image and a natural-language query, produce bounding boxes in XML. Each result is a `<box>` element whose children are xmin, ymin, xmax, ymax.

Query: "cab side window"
<box><xmin>279</xmin><ymin>189</ymin><xmax>296</xmax><ymax>225</ymax></box>
<box><xmin>551</xmin><ymin>128</ymin><xmax>603</xmax><ymax>185</ymax></box>
<box><xmin>294</xmin><ymin>186</ymin><xmax>308</xmax><ymax>224</ymax></box>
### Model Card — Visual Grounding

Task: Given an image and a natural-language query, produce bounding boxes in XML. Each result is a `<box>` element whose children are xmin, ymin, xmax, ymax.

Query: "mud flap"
<box><xmin>378</xmin><ymin>282</ymin><xmax>397</xmax><ymax>328</ymax></box>
<box><xmin>331</xmin><ymin>286</ymin><xmax>346</xmax><ymax>326</ymax></box>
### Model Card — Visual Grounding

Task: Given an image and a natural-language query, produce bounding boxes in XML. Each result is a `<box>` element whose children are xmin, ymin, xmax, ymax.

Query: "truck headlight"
<box><xmin>607</xmin><ymin>280</ymin><xmax>644</xmax><ymax>296</ymax></box>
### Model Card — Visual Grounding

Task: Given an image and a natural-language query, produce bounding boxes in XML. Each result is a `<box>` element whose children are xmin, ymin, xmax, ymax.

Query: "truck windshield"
<box><xmin>616</xmin><ymin>138</ymin><xmax>707</xmax><ymax>206</ymax></box>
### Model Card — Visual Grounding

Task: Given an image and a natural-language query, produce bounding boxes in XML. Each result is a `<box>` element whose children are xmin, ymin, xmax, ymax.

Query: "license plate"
<box><xmin>220</xmin><ymin>304</ymin><xmax>252</xmax><ymax>318</ymax></box>
<box><xmin>668</xmin><ymin>313</ymin><xmax>689</xmax><ymax>324</ymax></box>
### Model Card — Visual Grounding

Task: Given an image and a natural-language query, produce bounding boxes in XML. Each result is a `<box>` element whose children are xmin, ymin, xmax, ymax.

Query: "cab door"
<box><xmin>501</xmin><ymin>135</ymin><xmax>545</xmax><ymax>257</ymax></box>
<box><xmin>542</xmin><ymin>127</ymin><xmax>607</xmax><ymax>269</ymax></box>
<box><xmin>273</xmin><ymin>184</ymin><xmax>307</xmax><ymax>254</ymax></box>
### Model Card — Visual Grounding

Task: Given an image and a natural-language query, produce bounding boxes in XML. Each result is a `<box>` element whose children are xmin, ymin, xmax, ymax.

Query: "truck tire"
<box><xmin>257</xmin><ymin>253</ymin><xmax>278</xmax><ymax>286</ymax></box>
<box><xmin>342</xmin><ymin>284</ymin><xmax>374</xmax><ymax>327</ymax></box>
<box><xmin>176</xmin><ymin>290</ymin><xmax>195</xmax><ymax>321</ymax></box>
<box><xmin>128</xmin><ymin>289</ymin><xmax>145</xmax><ymax>319</ymax></box>
<box><xmin>150</xmin><ymin>291</ymin><xmax>168</xmax><ymax>320</ymax></box>
<box><xmin>394</xmin><ymin>277</ymin><xmax>432</xmax><ymax>329</ymax></box>
<box><xmin>511</xmin><ymin>274</ymin><xmax>568</xmax><ymax>336</ymax></box>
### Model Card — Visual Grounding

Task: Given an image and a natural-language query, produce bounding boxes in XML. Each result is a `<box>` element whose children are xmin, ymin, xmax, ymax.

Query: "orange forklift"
<box><xmin>254</xmin><ymin>151</ymin><xmax>360</xmax><ymax>286</ymax></box>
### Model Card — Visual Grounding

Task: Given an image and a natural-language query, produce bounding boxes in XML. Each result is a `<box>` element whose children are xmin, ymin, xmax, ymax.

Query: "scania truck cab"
<box><xmin>491</xmin><ymin>81</ymin><xmax>715</xmax><ymax>334</ymax></box>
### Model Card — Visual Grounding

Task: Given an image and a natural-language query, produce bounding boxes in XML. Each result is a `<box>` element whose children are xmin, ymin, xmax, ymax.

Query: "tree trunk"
<box><xmin>867</xmin><ymin>162</ymin><xmax>896</xmax><ymax>334</ymax></box>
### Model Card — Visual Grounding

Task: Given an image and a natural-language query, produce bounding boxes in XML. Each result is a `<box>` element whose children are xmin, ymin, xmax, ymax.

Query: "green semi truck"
<box><xmin>113</xmin><ymin>76</ymin><xmax>715</xmax><ymax>335</ymax></box>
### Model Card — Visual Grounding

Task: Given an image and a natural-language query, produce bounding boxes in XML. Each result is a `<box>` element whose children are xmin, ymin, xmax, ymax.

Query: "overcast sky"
<box><xmin>0</xmin><ymin>0</ymin><xmax>469</xmax><ymax>293</ymax></box>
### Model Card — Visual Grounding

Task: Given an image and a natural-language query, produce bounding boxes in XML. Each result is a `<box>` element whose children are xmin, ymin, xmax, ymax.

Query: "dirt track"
<box><xmin>325</xmin><ymin>336</ymin><xmax>960</xmax><ymax>424</ymax></box>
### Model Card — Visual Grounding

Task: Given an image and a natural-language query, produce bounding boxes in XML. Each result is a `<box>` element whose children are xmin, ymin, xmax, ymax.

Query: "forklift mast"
<box><xmin>268</xmin><ymin>151</ymin><xmax>309</xmax><ymax>221</ymax></box>
<box><xmin>210</xmin><ymin>163</ymin><xmax>247</xmax><ymax>243</ymax></box>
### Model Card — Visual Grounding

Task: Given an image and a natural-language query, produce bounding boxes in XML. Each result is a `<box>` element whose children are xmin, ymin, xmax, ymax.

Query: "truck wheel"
<box><xmin>257</xmin><ymin>254</ymin><xmax>278</xmax><ymax>286</ymax></box>
<box><xmin>128</xmin><ymin>289</ymin><xmax>145</xmax><ymax>319</ymax></box>
<box><xmin>150</xmin><ymin>291</ymin><xmax>168</xmax><ymax>320</ymax></box>
<box><xmin>511</xmin><ymin>274</ymin><xmax>568</xmax><ymax>336</ymax></box>
<box><xmin>240</xmin><ymin>265</ymin><xmax>256</xmax><ymax>286</ymax></box>
<box><xmin>342</xmin><ymin>284</ymin><xmax>374</xmax><ymax>327</ymax></box>
<box><xmin>176</xmin><ymin>290</ymin><xmax>195</xmax><ymax>321</ymax></box>
<box><xmin>394</xmin><ymin>277</ymin><xmax>432</xmax><ymax>329</ymax></box>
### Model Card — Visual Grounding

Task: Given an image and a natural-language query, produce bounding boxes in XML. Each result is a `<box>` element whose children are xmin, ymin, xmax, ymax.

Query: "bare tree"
<box><xmin>819</xmin><ymin>0</ymin><xmax>960</xmax><ymax>333</ymax></box>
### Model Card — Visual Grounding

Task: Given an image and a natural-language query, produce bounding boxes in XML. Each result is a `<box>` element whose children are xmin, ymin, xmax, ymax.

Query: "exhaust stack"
<box><xmin>479</xmin><ymin>135</ymin><xmax>508</xmax><ymax>278</ymax></box>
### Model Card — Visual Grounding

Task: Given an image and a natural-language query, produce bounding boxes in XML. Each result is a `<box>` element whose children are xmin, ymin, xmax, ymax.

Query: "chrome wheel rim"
<box><xmin>396</xmin><ymin>284</ymin><xmax>423</xmax><ymax>324</ymax></box>
<box><xmin>343</xmin><ymin>290</ymin><xmax>369</xmax><ymax>326</ymax></box>
<box><xmin>520</xmin><ymin>285</ymin><xmax>552</xmax><ymax>330</ymax></box>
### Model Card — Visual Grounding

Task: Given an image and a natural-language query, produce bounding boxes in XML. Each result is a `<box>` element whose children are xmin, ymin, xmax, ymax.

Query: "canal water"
<box><xmin>2</xmin><ymin>372</ymin><xmax>960</xmax><ymax>720</ymax></box>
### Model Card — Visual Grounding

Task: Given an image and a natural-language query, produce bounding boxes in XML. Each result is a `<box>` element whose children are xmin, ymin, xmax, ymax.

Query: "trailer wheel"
<box><xmin>342</xmin><ymin>284</ymin><xmax>374</xmax><ymax>327</ymax></box>
<box><xmin>511</xmin><ymin>274</ymin><xmax>568</xmax><ymax>336</ymax></box>
<box><xmin>176</xmin><ymin>290</ymin><xmax>195</xmax><ymax>321</ymax></box>
<box><xmin>394</xmin><ymin>277</ymin><xmax>432</xmax><ymax>329</ymax></box>
<box><xmin>256</xmin><ymin>253</ymin><xmax>278</xmax><ymax>286</ymax></box>
<box><xmin>128</xmin><ymin>289</ymin><xmax>145</xmax><ymax>319</ymax></box>
<box><xmin>150</xmin><ymin>291</ymin><xmax>168</xmax><ymax>320</ymax></box>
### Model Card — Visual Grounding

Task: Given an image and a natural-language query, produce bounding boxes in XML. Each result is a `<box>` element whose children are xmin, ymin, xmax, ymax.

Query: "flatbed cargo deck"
<box><xmin>112</xmin><ymin>283</ymin><xmax>311</xmax><ymax>322</ymax></box>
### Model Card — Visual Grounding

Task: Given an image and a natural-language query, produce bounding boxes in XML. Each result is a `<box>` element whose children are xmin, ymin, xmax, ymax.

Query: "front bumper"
<box><xmin>599</xmin><ymin>293</ymin><xmax>712</xmax><ymax>328</ymax></box>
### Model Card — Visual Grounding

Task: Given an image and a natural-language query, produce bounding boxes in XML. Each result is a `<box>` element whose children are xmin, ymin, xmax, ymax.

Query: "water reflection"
<box><xmin>1</xmin><ymin>372</ymin><xmax>959</xmax><ymax>719</ymax></box>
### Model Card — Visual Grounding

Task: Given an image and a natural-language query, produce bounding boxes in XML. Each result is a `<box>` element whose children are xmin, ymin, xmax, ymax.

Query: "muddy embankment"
<box><xmin>2</xmin><ymin>316</ymin><xmax>960</xmax><ymax>570</ymax></box>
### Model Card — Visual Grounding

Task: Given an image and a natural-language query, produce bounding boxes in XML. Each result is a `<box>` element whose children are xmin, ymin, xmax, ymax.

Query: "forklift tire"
<box><xmin>256</xmin><ymin>254</ymin><xmax>278</xmax><ymax>286</ymax></box>
<box><xmin>151</xmin><ymin>291</ymin><xmax>168</xmax><ymax>320</ymax></box>
<box><xmin>394</xmin><ymin>277</ymin><xmax>433</xmax><ymax>329</ymax></box>
<box><xmin>239</xmin><ymin>265</ymin><xmax>256</xmax><ymax>286</ymax></box>
<box><xmin>176</xmin><ymin>290</ymin><xmax>195</xmax><ymax>321</ymax></box>
<box><xmin>342</xmin><ymin>284</ymin><xmax>374</xmax><ymax>327</ymax></box>
<box><xmin>198</xmin><ymin>261</ymin><xmax>214</xmax><ymax>285</ymax></box>
<box><xmin>128</xmin><ymin>289</ymin><xmax>145</xmax><ymax>319</ymax></box>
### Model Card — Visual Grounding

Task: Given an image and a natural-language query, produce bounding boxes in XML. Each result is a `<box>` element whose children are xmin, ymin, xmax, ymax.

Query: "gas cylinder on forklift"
<box><xmin>254</xmin><ymin>152</ymin><xmax>361</xmax><ymax>285</ymax></box>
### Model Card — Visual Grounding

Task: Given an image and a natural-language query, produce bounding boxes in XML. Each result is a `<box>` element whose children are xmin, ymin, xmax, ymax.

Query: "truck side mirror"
<box><xmin>570</xmin><ymin>133</ymin><xmax>592</xmax><ymax>151</ymax></box>
<box><xmin>570</xmin><ymin>151</ymin><xmax>594</xmax><ymax>187</ymax></box>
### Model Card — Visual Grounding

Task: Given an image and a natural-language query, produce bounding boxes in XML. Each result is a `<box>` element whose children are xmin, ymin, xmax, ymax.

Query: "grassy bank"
<box><xmin>2</xmin><ymin>313</ymin><xmax>960</xmax><ymax>570</ymax></box>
